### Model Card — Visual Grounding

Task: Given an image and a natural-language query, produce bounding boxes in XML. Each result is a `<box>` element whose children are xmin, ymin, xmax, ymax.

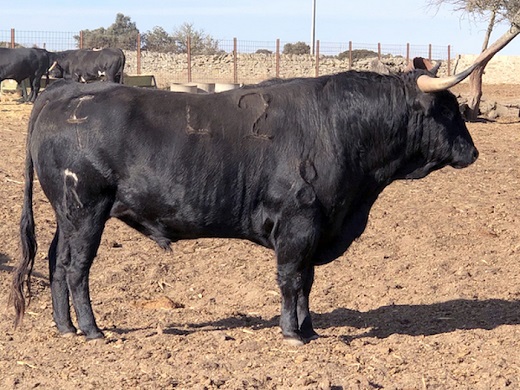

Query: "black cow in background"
<box><xmin>0</xmin><ymin>48</ymin><xmax>52</xmax><ymax>102</ymax></box>
<box><xmin>13</xmin><ymin>59</ymin><xmax>481</xmax><ymax>346</ymax></box>
<box><xmin>49</xmin><ymin>48</ymin><xmax>125</xmax><ymax>83</ymax></box>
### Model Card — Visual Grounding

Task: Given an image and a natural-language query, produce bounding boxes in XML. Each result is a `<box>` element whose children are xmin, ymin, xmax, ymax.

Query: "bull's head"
<box><xmin>48</xmin><ymin>60</ymin><xmax>64</xmax><ymax>79</ymax></box>
<box><xmin>397</xmin><ymin>57</ymin><xmax>482</xmax><ymax>180</ymax></box>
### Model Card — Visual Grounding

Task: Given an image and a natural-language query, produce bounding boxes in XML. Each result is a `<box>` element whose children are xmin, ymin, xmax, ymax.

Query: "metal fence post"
<box><xmin>233</xmin><ymin>37</ymin><xmax>238</xmax><ymax>84</ymax></box>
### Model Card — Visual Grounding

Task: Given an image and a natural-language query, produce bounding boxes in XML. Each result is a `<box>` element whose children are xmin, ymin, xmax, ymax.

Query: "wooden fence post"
<box><xmin>315</xmin><ymin>40</ymin><xmax>320</xmax><ymax>77</ymax></box>
<box><xmin>348</xmin><ymin>41</ymin><xmax>352</xmax><ymax>70</ymax></box>
<box><xmin>447</xmin><ymin>45</ymin><xmax>451</xmax><ymax>76</ymax></box>
<box><xmin>80</xmin><ymin>31</ymin><xmax>84</xmax><ymax>49</ymax></box>
<box><xmin>276</xmin><ymin>39</ymin><xmax>280</xmax><ymax>78</ymax></box>
<box><xmin>406</xmin><ymin>43</ymin><xmax>410</xmax><ymax>65</ymax></box>
<box><xmin>137</xmin><ymin>33</ymin><xmax>141</xmax><ymax>75</ymax></box>
<box><xmin>10</xmin><ymin>28</ymin><xmax>15</xmax><ymax>48</ymax></box>
<box><xmin>187</xmin><ymin>36</ymin><xmax>192</xmax><ymax>82</ymax></box>
<box><xmin>378</xmin><ymin>42</ymin><xmax>381</xmax><ymax>60</ymax></box>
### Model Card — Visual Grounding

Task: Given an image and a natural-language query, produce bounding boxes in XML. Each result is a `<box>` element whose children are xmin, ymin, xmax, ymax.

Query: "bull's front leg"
<box><xmin>274</xmin><ymin>211</ymin><xmax>320</xmax><ymax>345</ymax></box>
<box><xmin>277</xmin><ymin>263</ymin><xmax>318</xmax><ymax>345</ymax></box>
<box><xmin>297</xmin><ymin>265</ymin><xmax>319</xmax><ymax>341</ymax></box>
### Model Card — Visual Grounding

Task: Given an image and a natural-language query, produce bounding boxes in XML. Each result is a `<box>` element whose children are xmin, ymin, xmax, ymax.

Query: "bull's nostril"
<box><xmin>473</xmin><ymin>148</ymin><xmax>479</xmax><ymax>161</ymax></box>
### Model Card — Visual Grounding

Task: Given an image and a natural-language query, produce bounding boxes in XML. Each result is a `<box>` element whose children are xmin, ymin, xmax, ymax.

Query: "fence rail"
<box><xmin>1</xmin><ymin>28</ymin><xmax>454</xmax><ymax>85</ymax></box>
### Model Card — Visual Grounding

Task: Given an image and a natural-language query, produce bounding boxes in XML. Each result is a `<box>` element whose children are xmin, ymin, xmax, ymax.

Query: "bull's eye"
<box><xmin>441</xmin><ymin>106</ymin><xmax>455</xmax><ymax>121</ymax></box>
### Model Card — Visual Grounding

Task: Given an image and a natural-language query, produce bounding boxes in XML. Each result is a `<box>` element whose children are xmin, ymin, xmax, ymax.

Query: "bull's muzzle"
<box><xmin>451</xmin><ymin>144</ymin><xmax>479</xmax><ymax>169</ymax></box>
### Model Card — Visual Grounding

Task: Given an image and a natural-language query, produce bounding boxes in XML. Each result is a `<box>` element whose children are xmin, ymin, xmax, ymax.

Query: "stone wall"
<box><xmin>453</xmin><ymin>55</ymin><xmax>520</xmax><ymax>84</ymax></box>
<box><xmin>123</xmin><ymin>51</ymin><xmax>520</xmax><ymax>88</ymax></box>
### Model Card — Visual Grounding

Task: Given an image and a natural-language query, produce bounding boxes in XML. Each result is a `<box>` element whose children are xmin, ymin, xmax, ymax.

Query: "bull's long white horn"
<box><xmin>416</xmin><ymin>62</ymin><xmax>479</xmax><ymax>93</ymax></box>
<box><xmin>48</xmin><ymin>61</ymin><xmax>58</xmax><ymax>72</ymax></box>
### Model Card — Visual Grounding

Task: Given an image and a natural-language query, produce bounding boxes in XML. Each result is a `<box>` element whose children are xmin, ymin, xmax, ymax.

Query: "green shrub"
<box><xmin>283</xmin><ymin>41</ymin><xmax>310</xmax><ymax>55</ymax></box>
<box><xmin>337</xmin><ymin>49</ymin><xmax>378</xmax><ymax>61</ymax></box>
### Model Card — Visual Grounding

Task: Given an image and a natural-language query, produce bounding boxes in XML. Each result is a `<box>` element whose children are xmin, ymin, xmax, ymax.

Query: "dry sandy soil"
<box><xmin>0</xmin><ymin>84</ymin><xmax>519</xmax><ymax>389</ymax></box>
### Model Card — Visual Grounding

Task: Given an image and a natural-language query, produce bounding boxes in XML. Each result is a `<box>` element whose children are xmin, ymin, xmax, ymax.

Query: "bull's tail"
<box><xmin>10</xmin><ymin>110</ymin><xmax>39</xmax><ymax>329</ymax></box>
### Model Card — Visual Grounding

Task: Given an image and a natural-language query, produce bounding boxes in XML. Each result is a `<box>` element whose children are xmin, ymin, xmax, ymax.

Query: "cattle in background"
<box><xmin>0</xmin><ymin>48</ymin><xmax>52</xmax><ymax>102</ymax></box>
<box><xmin>12</xmin><ymin>61</ymin><xmax>481</xmax><ymax>346</ymax></box>
<box><xmin>49</xmin><ymin>48</ymin><xmax>125</xmax><ymax>83</ymax></box>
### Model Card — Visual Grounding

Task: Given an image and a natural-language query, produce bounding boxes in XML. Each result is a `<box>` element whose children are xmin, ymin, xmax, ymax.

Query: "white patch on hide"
<box><xmin>64</xmin><ymin>169</ymin><xmax>78</xmax><ymax>184</ymax></box>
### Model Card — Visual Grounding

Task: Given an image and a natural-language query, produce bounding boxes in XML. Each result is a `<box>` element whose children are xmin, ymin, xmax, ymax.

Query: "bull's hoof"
<box><xmin>283</xmin><ymin>335</ymin><xmax>306</xmax><ymax>346</ymax></box>
<box><xmin>304</xmin><ymin>332</ymin><xmax>319</xmax><ymax>342</ymax></box>
<box><xmin>86</xmin><ymin>336</ymin><xmax>106</xmax><ymax>344</ymax></box>
<box><xmin>283</xmin><ymin>330</ymin><xmax>319</xmax><ymax>346</ymax></box>
<box><xmin>85</xmin><ymin>330</ymin><xmax>105</xmax><ymax>340</ymax></box>
<box><xmin>55</xmin><ymin>322</ymin><xmax>77</xmax><ymax>336</ymax></box>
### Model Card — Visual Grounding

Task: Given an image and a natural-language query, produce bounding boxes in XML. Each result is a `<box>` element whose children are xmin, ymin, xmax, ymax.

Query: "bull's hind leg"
<box><xmin>53</xmin><ymin>197</ymin><xmax>112</xmax><ymax>340</ymax></box>
<box><xmin>48</xmin><ymin>226</ymin><xmax>77</xmax><ymax>336</ymax></box>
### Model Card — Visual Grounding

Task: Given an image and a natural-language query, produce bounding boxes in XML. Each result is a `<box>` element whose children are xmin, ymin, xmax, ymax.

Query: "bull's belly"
<box><xmin>109</xmin><ymin>196</ymin><xmax>261</xmax><ymax>248</ymax></box>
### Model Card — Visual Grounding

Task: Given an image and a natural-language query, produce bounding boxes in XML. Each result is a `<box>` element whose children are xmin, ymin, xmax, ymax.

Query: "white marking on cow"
<box><xmin>64</xmin><ymin>169</ymin><xmax>78</xmax><ymax>184</ymax></box>
<box><xmin>64</xmin><ymin>169</ymin><xmax>83</xmax><ymax>208</ymax></box>
<box><xmin>98</xmin><ymin>70</ymin><xmax>106</xmax><ymax>77</ymax></box>
<box><xmin>67</xmin><ymin>95</ymin><xmax>94</xmax><ymax>124</ymax></box>
<box><xmin>185</xmin><ymin>104</ymin><xmax>210</xmax><ymax>135</ymax></box>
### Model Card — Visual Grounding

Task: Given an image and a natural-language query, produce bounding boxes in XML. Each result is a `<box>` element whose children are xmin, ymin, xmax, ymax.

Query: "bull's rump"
<box><xmin>29</xmin><ymin>81</ymin><xmax>310</xmax><ymax>245</ymax></box>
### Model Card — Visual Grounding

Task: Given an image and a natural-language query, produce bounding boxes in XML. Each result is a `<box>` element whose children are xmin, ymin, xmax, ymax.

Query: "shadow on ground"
<box><xmin>117</xmin><ymin>298</ymin><xmax>520</xmax><ymax>341</ymax></box>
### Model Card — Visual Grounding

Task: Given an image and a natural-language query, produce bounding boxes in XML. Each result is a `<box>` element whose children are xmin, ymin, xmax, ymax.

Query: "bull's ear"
<box><xmin>405</xmin><ymin>57</ymin><xmax>427</xmax><ymax>72</ymax></box>
<box><xmin>407</xmin><ymin>57</ymin><xmax>441</xmax><ymax>76</ymax></box>
<box><xmin>430</xmin><ymin>61</ymin><xmax>441</xmax><ymax>76</ymax></box>
<box><xmin>413</xmin><ymin>89</ymin><xmax>435</xmax><ymax>115</ymax></box>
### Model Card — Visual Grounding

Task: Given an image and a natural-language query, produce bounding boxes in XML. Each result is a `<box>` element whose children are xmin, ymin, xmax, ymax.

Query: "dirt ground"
<box><xmin>0</xmin><ymin>84</ymin><xmax>519</xmax><ymax>390</ymax></box>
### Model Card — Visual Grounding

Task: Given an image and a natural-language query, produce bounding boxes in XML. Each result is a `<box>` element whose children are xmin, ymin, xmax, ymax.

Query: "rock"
<box><xmin>132</xmin><ymin>296</ymin><xmax>184</xmax><ymax>310</ymax></box>
<box><xmin>370</xmin><ymin>59</ymin><xmax>390</xmax><ymax>74</ymax></box>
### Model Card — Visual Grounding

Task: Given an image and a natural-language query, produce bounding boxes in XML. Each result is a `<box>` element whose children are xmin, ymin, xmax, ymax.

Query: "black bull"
<box><xmin>49</xmin><ymin>48</ymin><xmax>125</xmax><ymax>83</ymax></box>
<box><xmin>0</xmin><ymin>47</ymin><xmax>52</xmax><ymax>102</ymax></box>
<box><xmin>12</xmin><ymin>67</ymin><xmax>479</xmax><ymax>345</ymax></box>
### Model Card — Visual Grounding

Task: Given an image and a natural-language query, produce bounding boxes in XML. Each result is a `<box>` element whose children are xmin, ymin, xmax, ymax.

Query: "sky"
<box><xmin>2</xmin><ymin>0</ymin><xmax>519</xmax><ymax>56</ymax></box>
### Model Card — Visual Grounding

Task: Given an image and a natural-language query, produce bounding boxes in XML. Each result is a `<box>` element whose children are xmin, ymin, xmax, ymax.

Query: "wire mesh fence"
<box><xmin>0</xmin><ymin>30</ymin><xmax>78</xmax><ymax>51</ymax></box>
<box><xmin>1</xmin><ymin>28</ymin><xmax>455</xmax><ymax>85</ymax></box>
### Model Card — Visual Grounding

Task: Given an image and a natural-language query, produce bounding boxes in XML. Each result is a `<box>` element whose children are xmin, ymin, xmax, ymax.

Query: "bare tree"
<box><xmin>427</xmin><ymin>0</ymin><xmax>520</xmax><ymax>120</ymax></box>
